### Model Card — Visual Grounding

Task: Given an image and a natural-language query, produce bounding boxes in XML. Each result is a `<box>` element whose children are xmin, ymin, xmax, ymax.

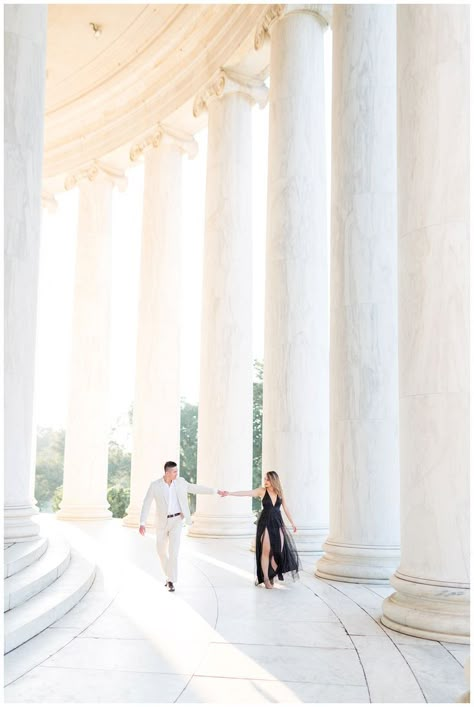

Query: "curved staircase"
<box><xmin>4</xmin><ymin>532</ymin><xmax>96</xmax><ymax>654</ymax></box>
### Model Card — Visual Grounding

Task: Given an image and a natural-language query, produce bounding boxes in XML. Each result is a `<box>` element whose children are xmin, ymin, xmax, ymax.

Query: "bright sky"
<box><xmin>35</xmin><ymin>31</ymin><xmax>332</xmax><ymax>433</ymax></box>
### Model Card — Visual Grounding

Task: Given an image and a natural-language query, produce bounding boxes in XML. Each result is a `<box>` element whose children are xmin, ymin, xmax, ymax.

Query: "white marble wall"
<box><xmin>316</xmin><ymin>5</ymin><xmax>399</xmax><ymax>582</ymax></box>
<box><xmin>262</xmin><ymin>6</ymin><xmax>330</xmax><ymax>552</ymax></box>
<box><xmin>190</xmin><ymin>71</ymin><xmax>265</xmax><ymax>537</ymax></box>
<box><xmin>4</xmin><ymin>5</ymin><xmax>48</xmax><ymax>541</ymax></box>
<box><xmin>58</xmin><ymin>172</ymin><xmax>122</xmax><ymax>520</ymax></box>
<box><xmin>124</xmin><ymin>131</ymin><xmax>193</xmax><ymax>527</ymax></box>
<box><xmin>381</xmin><ymin>5</ymin><xmax>469</xmax><ymax>643</ymax></box>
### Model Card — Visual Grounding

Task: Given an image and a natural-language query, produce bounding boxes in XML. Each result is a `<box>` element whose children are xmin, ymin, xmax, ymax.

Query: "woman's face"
<box><xmin>264</xmin><ymin>474</ymin><xmax>272</xmax><ymax>489</ymax></box>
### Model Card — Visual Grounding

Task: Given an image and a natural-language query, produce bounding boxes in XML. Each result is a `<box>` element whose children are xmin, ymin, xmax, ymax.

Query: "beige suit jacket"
<box><xmin>139</xmin><ymin>477</ymin><xmax>216</xmax><ymax>528</ymax></box>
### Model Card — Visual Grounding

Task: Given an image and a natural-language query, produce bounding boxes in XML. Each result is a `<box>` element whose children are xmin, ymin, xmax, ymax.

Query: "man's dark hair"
<box><xmin>164</xmin><ymin>461</ymin><xmax>177</xmax><ymax>471</ymax></box>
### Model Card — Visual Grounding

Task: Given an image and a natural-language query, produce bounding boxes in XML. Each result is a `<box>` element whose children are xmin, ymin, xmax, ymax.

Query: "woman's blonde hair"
<box><xmin>265</xmin><ymin>470</ymin><xmax>283</xmax><ymax>498</ymax></box>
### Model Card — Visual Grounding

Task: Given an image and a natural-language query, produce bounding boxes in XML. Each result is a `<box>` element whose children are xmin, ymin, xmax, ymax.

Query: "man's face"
<box><xmin>164</xmin><ymin>466</ymin><xmax>178</xmax><ymax>481</ymax></box>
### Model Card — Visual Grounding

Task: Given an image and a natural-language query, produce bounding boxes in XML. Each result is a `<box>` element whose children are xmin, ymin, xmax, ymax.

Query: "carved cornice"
<box><xmin>129</xmin><ymin>129</ymin><xmax>162</xmax><ymax>162</ymax></box>
<box><xmin>129</xmin><ymin>124</ymin><xmax>198</xmax><ymax>162</ymax></box>
<box><xmin>64</xmin><ymin>161</ymin><xmax>127</xmax><ymax>192</ymax></box>
<box><xmin>193</xmin><ymin>68</ymin><xmax>268</xmax><ymax>117</ymax></box>
<box><xmin>41</xmin><ymin>190</ymin><xmax>58</xmax><ymax>214</ymax></box>
<box><xmin>254</xmin><ymin>3</ymin><xmax>331</xmax><ymax>49</ymax></box>
<box><xmin>255</xmin><ymin>5</ymin><xmax>284</xmax><ymax>50</ymax></box>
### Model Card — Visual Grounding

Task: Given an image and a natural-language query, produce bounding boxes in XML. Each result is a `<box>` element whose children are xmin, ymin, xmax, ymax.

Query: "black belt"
<box><xmin>167</xmin><ymin>512</ymin><xmax>181</xmax><ymax>518</ymax></box>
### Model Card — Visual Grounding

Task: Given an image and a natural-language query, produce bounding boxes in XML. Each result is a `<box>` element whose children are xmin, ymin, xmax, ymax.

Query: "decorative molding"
<box><xmin>193</xmin><ymin>72</ymin><xmax>226</xmax><ymax>117</ymax></box>
<box><xmin>254</xmin><ymin>5</ymin><xmax>284</xmax><ymax>50</ymax></box>
<box><xmin>129</xmin><ymin>124</ymin><xmax>198</xmax><ymax>162</ymax></box>
<box><xmin>129</xmin><ymin>129</ymin><xmax>162</xmax><ymax>161</ymax></box>
<box><xmin>64</xmin><ymin>161</ymin><xmax>127</xmax><ymax>192</ymax></box>
<box><xmin>41</xmin><ymin>190</ymin><xmax>58</xmax><ymax>213</ymax></box>
<box><xmin>193</xmin><ymin>68</ymin><xmax>268</xmax><ymax>117</ymax></box>
<box><xmin>254</xmin><ymin>3</ymin><xmax>331</xmax><ymax>49</ymax></box>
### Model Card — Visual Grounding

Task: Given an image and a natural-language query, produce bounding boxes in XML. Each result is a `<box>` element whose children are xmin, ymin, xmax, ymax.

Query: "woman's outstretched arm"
<box><xmin>221</xmin><ymin>488</ymin><xmax>265</xmax><ymax>498</ymax></box>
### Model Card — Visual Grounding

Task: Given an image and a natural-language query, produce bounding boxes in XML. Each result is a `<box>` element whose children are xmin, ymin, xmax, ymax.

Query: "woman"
<box><xmin>221</xmin><ymin>471</ymin><xmax>300</xmax><ymax>589</ymax></box>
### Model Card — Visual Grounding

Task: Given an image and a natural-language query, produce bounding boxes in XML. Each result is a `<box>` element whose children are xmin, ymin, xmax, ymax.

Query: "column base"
<box><xmin>122</xmin><ymin>506</ymin><xmax>142</xmax><ymax>528</ymax></box>
<box><xmin>4</xmin><ymin>505</ymin><xmax>40</xmax><ymax>542</ymax></box>
<box><xmin>293</xmin><ymin>526</ymin><xmax>329</xmax><ymax>555</ymax></box>
<box><xmin>315</xmin><ymin>540</ymin><xmax>400</xmax><ymax>583</ymax></box>
<box><xmin>56</xmin><ymin>504</ymin><xmax>112</xmax><ymax>521</ymax></box>
<box><xmin>188</xmin><ymin>513</ymin><xmax>255</xmax><ymax>538</ymax></box>
<box><xmin>381</xmin><ymin>571</ymin><xmax>470</xmax><ymax>644</ymax></box>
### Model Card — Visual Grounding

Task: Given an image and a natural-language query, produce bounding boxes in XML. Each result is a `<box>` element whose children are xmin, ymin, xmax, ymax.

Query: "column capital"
<box><xmin>129</xmin><ymin>124</ymin><xmax>198</xmax><ymax>162</ymax></box>
<box><xmin>41</xmin><ymin>190</ymin><xmax>58</xmax><ymax>213</ymax></box>
<box><xmin>255</xmin><ymin>3</ymin><xmax>331</xmax><ymax>49</ymax></box>
<box><xmin>64</xmin><ymin>160</ymin><xmax>128</xmax><ymax>192</ymax></box>
<box><xmin>193</xmin><ymin>68</ymin><xmax>268</xmax><ymax>117</ymax></box>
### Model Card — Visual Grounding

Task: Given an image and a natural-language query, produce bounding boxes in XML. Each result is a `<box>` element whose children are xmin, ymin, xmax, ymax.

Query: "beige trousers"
<box><xmin>155</xmin><ymin>515</ymin><xmax>183</xmax><ymax>583</ymax></box>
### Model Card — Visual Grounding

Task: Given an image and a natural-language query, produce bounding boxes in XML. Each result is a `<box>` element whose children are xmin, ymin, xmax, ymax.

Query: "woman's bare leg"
<box><xmin>261</xmin><ymin>529</ymin><xmax>273</xmax><ymax>588</ymax></box>
<box><xmin>270</xmin><ymin>528</ymin><xmax>285</xmax><ymax>577</ymax></box>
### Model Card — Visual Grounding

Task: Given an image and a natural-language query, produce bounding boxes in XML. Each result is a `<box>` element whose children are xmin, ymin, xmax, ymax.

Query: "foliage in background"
<box><xmin>37</xmin><ymin>432</ymin><xmax>132</xmax><ymax>518</ymax></box>
<box><xmin>180</xmin><ymin>399</ymin><xmax>199</xmax><ymax>513</ymax></box>
<box><xmin>35</xmin><ymin>428</ymin><xmax>65</xmax><ymax>512</ymax></box>
<box><xmin>35</xmin><ymin>361</ymin><xmax>263</xmax><ymax>518</ymax></box>
<box><xmin>252</xmin><ymin>360</ymin><xmax>263</xmax><ymax>511</ymax></box>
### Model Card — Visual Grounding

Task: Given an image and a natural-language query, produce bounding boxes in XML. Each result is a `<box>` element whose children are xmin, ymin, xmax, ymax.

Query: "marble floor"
<box><xmin>4</xmin><ymin>516</ymin><xmax>469</xmax><ymax>703</ymax></box>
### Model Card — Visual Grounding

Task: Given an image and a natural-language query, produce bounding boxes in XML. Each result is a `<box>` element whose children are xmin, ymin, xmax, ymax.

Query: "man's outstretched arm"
<box><xmin>184</xmin><ymin>480</ymin><xmax>224</xmax><ymax>495</ymax></box>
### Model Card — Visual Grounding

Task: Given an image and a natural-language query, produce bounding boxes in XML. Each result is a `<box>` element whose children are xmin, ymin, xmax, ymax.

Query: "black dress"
<box><xmin>255</xmin><ymin>490</ymin><xmax>301</xmax><ymax>585</ymax></box>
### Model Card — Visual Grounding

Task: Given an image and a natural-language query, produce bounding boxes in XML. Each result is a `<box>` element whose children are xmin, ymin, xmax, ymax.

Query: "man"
<box><xmin>139</xmin><ymin>461</ymin><xmax>224</xmax><ymax>592</ymax></box>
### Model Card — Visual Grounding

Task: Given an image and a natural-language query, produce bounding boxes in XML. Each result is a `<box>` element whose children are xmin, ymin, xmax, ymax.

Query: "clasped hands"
<box><xmin>218</xmin><ymin>489</ymin><xmax>229</xmax><ymax>497</ymax></box>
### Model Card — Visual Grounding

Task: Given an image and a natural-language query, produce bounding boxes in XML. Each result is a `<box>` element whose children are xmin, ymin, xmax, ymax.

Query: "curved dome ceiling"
<box><xmin>44</xmin><ymin>4</ymin><xmax>271</xmax><ymax>184</ymax></box>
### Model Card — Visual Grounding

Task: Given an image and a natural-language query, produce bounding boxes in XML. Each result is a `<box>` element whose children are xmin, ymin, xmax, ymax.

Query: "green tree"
<box><xmin>107</xmin><ymin>441</ymin><xmax>131</xmax><ymax>488</ymax></box>
<box><xmin>107</xmin><ymin>486</ymin><xmax>130</xmax><ymax>518</ymax></box>
<box><xmin>51</xmin><ymin>485</ymin><xmax>63</xmax><ymax>513</ymax></box>
<box><xmin>252</xmin><ymin>360</ymin><xmax>263</xmax><ymax>511</ymax></box>
<box><xmin>35</xmin><ymin>427</ymin><xmax>65</xmax><ymax>511</ymax></box>
<box><xmin>180</xmin><ymin>399</ymin><xmax>198</xmax><ymax>512</ymax></box>
<box><xmin>51</xmin><ymin>484</ymin><xmax>130</xmax><ymax>519</ymax></box>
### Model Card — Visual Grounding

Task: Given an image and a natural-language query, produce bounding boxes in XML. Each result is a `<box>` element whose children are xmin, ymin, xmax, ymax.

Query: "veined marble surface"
<box><xmin>192</xmin><ymin>87</ymin><xmax>256</xmax><ymax>536</ymax></box>
<box><xmin>4</xmin><ymin>5</ymin><xmax>48</xmax><ymax>541</ymax></box>
<box><xmin>262</xmin><ymin>7</ymin><xmax>329</xmax><ymax>551</ymax></box>
<box><xmin>318</xmin><ymin>5</ymin><xmax>399</xmax><ymax>578</ymax></box>
<box><xmin>382</xmin><ymin>5</ymin><xmax>469</xmax><ymax>642</ymax></box>
<box><xmin>59</xmin><ymin>178</ymin><xmax>116</xmax><ymax>520</ymax></box>
<box><xmin>126</xmin><ymin>141</ymin><xmax>185</xmax><ymax>526</ymax></box>
<box><xmin>3</xmin><ymin>516</ymin><xmax>467</xmax><ymax>703</ymax></box>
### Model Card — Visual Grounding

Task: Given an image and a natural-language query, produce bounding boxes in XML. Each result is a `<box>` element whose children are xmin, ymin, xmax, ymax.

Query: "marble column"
<box><xmin>124</xmin><ymin>126</ymin><xmax>197</xmax><ymax>528</ymax></box>
<box><xmin>381</xmin><ymin>5</ymin><xmax>469</xmax><ymax>642</ymax></box>
<box><xmin>316</xmin><ymin>5</ymin><xmax>399</xmax><ymax>583</ymax></box>
<box><xmin>57</xmin><ymin>162</ymin><xmax>127</xmax><ymax>521</ymax></box>
<box><xmin>189</xmin><ymin>69</ymin><xmax>267</xmax><ymax>537</ymax></box>
<box><xmin>260</xmin><ymin>5</ymin><xmax>330</xmax><ymax>552</ymax></box>
<box><xmin>4</xmin><ymin>5</ymin><xmax>48</xmax><ymax>542</ymax></box>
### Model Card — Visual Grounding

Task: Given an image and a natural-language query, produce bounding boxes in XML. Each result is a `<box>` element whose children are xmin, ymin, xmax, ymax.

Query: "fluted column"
<box><xmin>316</xmin><ymin>5</ymin><xmax>399</xmax><ymax>583</ymax></box>
<box><xmin>260</xmin><ymin>5</ymin><xmax>330</xmax><ymax>552</ymax></box>
<box><xmin>4</xmin><ymin>5</ymin><xmax>48</xmax><ymax>542</ymax></box>
<box><xmin>381</xmin><ymin>5</ymin><xmax>469</xmax><ymax>643</ymax></box>
<box><xmin>124</xmin><ymin>126</ymin><xmax>197</xmax><ymax>528</ymax></box>
<box><xmin>57</xmin><ymin>162</ymin><xmax>127</xmax><ymax>521</ymax></box>
<box><xmin>189</xmin><ymin>69</ymin><xmax>267</xmax><ymax>537</ymax></box>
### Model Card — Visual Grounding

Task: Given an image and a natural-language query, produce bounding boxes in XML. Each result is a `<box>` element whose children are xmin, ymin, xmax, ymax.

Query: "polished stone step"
<box><xmin>4</xmin><ymin>536</ymin><xmax>70</xmax><ymax>612</ymax></box>
<box><xmin>4</xmin><ymin>550</ymin><xmax>96</xmax><ymax>654</ymax></box>
<box><xmin>4</xmin><ymin>537</ymin><xmax>49</xmax><ymax>579</ymax></box>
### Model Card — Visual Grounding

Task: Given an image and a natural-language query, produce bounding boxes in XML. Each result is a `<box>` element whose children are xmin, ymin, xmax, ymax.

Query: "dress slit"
<box><xmin>255</xmin><ymin>490</ymin><xmax>300</xmax><ymax>585</ymax></box>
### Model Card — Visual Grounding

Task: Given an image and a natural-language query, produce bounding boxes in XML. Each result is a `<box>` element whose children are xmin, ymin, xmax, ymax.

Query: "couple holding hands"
<box><xmin>139</xmin><ymin>462</ymin><xmax>300</xmax><ymax>592</ymax></box>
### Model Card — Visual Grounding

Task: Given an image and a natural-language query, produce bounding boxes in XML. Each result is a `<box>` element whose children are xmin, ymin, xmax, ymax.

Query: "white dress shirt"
<box><xmin>164</xmin><ymin>480</ymin><xmax>182</xmax><ymax>516</ymax></box>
